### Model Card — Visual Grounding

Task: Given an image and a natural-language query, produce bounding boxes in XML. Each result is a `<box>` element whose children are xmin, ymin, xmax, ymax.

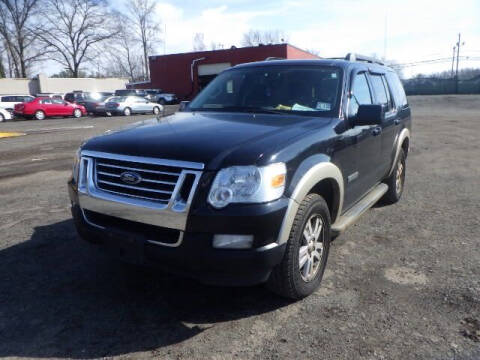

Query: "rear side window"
<box><xmin>385</xmin><ymin>72</ymin><xmax>407</xmax><ymax>108</ymax></box>
<box><xmin>41</xmin><ymin>99</ymin><xmax>52</xmax><ymax>104</ymax></box>
<box><xmin>348</xmin><ymin>72</ymin><xmax>372</xmax><ymax>117</ymax></box>
<box><xmin>1</xmin><ymin>96</ymin><xmax>14</xmax><ymax>102</ymax></box>
<box><xmin>370</xmin><ymin>75</ymin><xmax>388</xmax><ymax>104</ymax></box>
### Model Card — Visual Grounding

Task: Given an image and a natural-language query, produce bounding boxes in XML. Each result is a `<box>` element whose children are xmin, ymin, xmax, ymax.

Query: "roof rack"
<box><xmin>344</xmin><ymin>53</ymin><xmax>384</xmax><ymax>65</ymax></box>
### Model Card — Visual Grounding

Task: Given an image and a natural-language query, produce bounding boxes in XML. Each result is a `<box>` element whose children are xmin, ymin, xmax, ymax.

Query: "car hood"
<box><xmin>82</xmin><ymin>111</ymin><xmax>332</xmax><ymax>170</ymax></box>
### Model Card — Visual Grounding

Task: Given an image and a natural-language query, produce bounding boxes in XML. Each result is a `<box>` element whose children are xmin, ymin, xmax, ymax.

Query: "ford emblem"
<box><xmin>120</xmin><ymin>171</ymin><xmax>142</xmax><ymax>185</ymax></box>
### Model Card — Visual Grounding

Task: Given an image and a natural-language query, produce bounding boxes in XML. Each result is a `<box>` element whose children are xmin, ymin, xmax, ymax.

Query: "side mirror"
<box><xmin>355</xmin><ymin>104</ymin><xmax>384</xmax><ymax>126</ymax></box>
<box><xmin>179</xmin><ymin>101</ymin><xmax>190</xmax><ymax>112</ymax></box>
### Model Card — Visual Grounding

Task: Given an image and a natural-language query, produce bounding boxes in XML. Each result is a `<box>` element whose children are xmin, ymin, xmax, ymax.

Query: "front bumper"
<box><xmin>69</xmin><ymin>181</ymin><xmax>288</xmax><ymax>286</ymax></box>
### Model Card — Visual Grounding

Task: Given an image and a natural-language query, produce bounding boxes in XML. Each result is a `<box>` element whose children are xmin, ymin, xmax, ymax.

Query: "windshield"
<box><xmin>189</xmin><ymin>65</ymin><xmax>343</xmax><ymax>116</ymax></box>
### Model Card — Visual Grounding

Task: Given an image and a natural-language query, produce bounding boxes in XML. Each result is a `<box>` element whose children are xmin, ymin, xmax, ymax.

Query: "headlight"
<box><xmin>208</xmin><ymin>163</ymin><xmax>286</xmax><ymax>208</ymax></box>
<box><xmin>72</xmin><ymin>148</ymin><xmax>81</xmax><ymax>183</ymax></box>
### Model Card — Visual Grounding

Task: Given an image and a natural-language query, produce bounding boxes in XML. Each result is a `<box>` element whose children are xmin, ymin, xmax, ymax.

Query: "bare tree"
<box><xmin>0</xmin><ymin>0</ymin><xmax>44</xmax><ymax>77</ymax></box>
<box><xmin>193</xmin><ymin>33</ymin><xmax>205</xmax><ymax>51</ymax></box>
<box><xmin>241</xmin><ymin>29</ymin><xmax>287</xmax><ymax>47</ymax></box>
<box><xmin>33</xmin><ymin>0</ymin><xmax>118</xmax><ymax>78</ymax></box>
<box><xmin>127</xmin><ymin>0</ymin><xmax>162</xmax><ymax>80</ymax></box>
<box><xmin>99</xmin><ymin>16</ymin><xmax>144</xmax><ymax>81</ymax></box>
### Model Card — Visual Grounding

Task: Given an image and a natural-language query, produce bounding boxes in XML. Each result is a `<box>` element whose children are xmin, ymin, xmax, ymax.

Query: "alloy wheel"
<box><xmin>299</xmin><ymin>214</ymin><xmax>324</xmax><ymax>282</ymax></box>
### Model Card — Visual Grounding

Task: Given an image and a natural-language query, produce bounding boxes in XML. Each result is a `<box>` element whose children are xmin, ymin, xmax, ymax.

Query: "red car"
<box><xmin>14</xmin><ymin>97</ymin><xmax>87</xmax><ymax>120</ymax></box>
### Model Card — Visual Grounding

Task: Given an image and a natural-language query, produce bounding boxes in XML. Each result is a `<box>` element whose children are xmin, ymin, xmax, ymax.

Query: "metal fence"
<box><xmin>402</xmin><ymin>77</ymin><xmax>480</xmax><ymax>95</ymax></box>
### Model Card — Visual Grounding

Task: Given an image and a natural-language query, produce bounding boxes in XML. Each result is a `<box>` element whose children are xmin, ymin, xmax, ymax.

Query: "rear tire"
<box><xmin>0</xmin><ymin>113</ymin><xmax>4</xmax><ymax>122</ymax></box>
<box><xmin>153</xmin><ymin>106</ymin><xmax>160</xmax><ymax>115</ymax></box>
<box><xmin>383</xmin><ymin>148</ymin><xmax>406</xmax><ymax>204</ymax></box>
<box><xmin>267</xmin><ymin>193</ymin><xmax>331</xmax><ymax>299</ymax></box>
<box><xmin>34</xmin><ymin>110</ymin><xmax>45</xmax><ymax>120</ymax></box>
<box><xmin>123</xmin><ymin>107</ymin><xmax>131</xmax><ymax>116</ymax></box>
<box><xmin>158</xmin><ymin>99</ymin><xmax>166</xmax><ymax>105</ymax></box>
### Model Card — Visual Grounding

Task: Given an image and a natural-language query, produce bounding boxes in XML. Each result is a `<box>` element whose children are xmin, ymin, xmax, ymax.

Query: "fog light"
<box><xmin>213</xmin><ymin>234</ymin><xmax>254</xmax><ymax>249</ymax></box>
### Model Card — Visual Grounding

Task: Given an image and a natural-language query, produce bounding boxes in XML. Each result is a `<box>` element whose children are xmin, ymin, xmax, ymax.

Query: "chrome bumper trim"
<box><xmin>77</xmin><ymin>152</ymin><xmax>203</xmax><ymax>231</ymax></box>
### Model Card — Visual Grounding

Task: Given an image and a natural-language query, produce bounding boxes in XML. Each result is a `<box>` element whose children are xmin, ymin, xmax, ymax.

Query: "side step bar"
<box><xmin>331</xmin><ymin>183</ymin><xmax>388</xmax><ymax>236</ymax></box>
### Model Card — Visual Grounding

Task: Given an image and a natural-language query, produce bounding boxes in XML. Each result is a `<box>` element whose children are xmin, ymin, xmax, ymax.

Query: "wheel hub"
<box><xmin>299</xmin><ymin>214</ymin><xmax>324</xmax><ymax>282</ymax></box>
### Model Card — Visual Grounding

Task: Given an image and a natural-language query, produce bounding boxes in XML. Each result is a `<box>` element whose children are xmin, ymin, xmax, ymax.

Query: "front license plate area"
<box><xmin>105</xmin><ymin>232</ymin><xmax>145</xmax><ymax>265</ymax></box>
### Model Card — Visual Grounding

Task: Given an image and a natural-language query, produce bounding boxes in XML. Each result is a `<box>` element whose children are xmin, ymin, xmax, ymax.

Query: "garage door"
<box><xmin>198</xmin><ymin>63</ymin><xmax>231</xmax><ymax>76</ymax></box>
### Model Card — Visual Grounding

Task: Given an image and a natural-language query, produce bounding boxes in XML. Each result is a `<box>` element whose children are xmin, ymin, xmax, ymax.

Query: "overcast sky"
<box><xmin>152</xmin><ymin>0</ymin><xmax>480</xmax><ymax>78</ymax></box>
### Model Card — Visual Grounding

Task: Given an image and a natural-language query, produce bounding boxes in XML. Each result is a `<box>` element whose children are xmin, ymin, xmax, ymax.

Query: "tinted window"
<box><xmin>189</xmin><ymin>65</ymin><xmax>342</xmax><ymax>116</ymax></box>
<box><xmin>1</xmin><ymin>96</ymin><xmax>15</xmax><ymax>102</ymax></box>
<box><xmin>370</xmin><ymin>74</ymin><xmax>388</xmax><ymax>105</ymax></box>
<box><xmin>65</xmin><ymin>93</ymin><xmax>74</xmax><ymax>102</ymax></box>
<box><xmin>348</xmin><ymin>72</ymin><xmax>372</xmax><ymax>117</ymax></box>
<box><xmin>41</xmin><ymin>99</ymin><xmax>52</xmax><ymax>104</ymax></box>
<box><xmin>385</xmin><ymin>72</ymin><xmax>407</xmax><ymax>107</ymax></box>
<box><xmin>115</xmin><ymin>90</ymin><xmax>133</xmax><ymax>96</ymax></box>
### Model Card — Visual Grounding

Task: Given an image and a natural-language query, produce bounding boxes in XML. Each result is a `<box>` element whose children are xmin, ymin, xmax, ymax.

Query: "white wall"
<box><xmin>0</xmin><ymin>74</ymin><xmax>129</xmax><ymax>96</ymax></box>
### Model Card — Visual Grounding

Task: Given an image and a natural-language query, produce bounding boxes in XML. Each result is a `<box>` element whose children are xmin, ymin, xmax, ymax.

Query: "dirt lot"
<box><xmin>0</xmin><ymin>96</ymin><xmax>479</xmax><ymax>359</ymax></box>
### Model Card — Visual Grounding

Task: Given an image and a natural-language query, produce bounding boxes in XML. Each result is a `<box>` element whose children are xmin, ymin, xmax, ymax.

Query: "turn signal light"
<box><xmin>271</xmin><ymin>174</ymin><xmax>285</xmax><ymax>188</ymax></box>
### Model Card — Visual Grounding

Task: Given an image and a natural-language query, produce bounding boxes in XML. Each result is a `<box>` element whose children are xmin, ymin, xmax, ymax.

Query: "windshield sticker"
<box><xmin>316</xmin><ymin>102</ymin><xmax>331</xmax><ymax>111</ymax></box>
<box><xmin>292</xmin><ymin>103</ymin><xmax>316</xmax><ymax>111</ymax></box>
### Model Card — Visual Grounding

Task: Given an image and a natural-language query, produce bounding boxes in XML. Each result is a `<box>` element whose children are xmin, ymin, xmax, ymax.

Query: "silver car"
<box><xmin>105</xmin><ymin>96</ymin><xmax>163</xmax><ymax>116</ymax></box>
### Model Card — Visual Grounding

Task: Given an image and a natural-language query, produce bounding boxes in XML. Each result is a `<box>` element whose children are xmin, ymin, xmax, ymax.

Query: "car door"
<box><xmin>342</xmin><ymin>70</ymin><xmax>383</xmax><ymax>207</ymax></box>
<box><xmin>369</xmin><ymin>72</ymin><xmax>400</xmax><ymax>178</ymax></box>
<box><xmin>382</xmin><ymin>72</ymin><xmax>410</xmax><ymax>175</ymax></box>
<box><xmin>40</xmin><ymin>98</ymin><xmax>55</xmax><ymax>116</ymax></box>
<box><xmin>51</xmin><ymin>98</ymin><xmax>68</xmax><ymax>116</ymax></box>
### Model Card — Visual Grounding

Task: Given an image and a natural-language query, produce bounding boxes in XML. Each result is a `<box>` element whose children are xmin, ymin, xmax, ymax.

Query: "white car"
<box><xmin>0</xmin><ymin>94</ymin><xmax>34</xmax><ymax>114</ymax></box>
<box><xmin>0</xmin><ymin>108</ymin><xmax>13</xmax><ymax>122</ymax></box>
<box><xmin>104</xmin><ymin>96</ymin><xmax>163</xmax><ymax>116</ymax></box>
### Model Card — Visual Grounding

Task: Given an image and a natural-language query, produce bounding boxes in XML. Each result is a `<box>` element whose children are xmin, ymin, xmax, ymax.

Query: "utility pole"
<box><xmin>455</xmin><ymin>33</ymin><xmax>464</xmax><ymax>94</ymax></box>
<box><xmin>451</xmin><ymin>46</ymin><xmax>456</xmax><ymax>78</ymax></box>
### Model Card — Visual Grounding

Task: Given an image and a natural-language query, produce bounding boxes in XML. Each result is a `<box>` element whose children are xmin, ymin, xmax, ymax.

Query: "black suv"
<box><xmin>69</xmin><ymin>54</ymin><xmax>411</xmax><ymax>299</ymax></box>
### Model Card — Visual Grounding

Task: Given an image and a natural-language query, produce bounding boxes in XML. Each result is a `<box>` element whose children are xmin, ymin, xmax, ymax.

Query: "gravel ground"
<box><xmin>0</xmin><ymin>97</ymin><xmax>479</xmax><ymax>359</ymax></box>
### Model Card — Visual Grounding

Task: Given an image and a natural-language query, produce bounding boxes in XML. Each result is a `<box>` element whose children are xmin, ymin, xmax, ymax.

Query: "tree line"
<box><xmin>0</xmin><ymin>0</ymin><xmax>160</xmax><ymax>81</ymax></box>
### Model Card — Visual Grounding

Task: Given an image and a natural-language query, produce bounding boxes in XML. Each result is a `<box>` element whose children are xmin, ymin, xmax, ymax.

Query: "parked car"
<box><xmin>0</xmin><ymin>95</ymin><xmax>35</xmax><ymax>114</ymax></box>
<box><xmin>88</xmin><ymin>96</ymin><xmax>115</xmax><ymax>116</ymax></box>
<box><xmin>69</xmin><ymin>54</ymin><xmax>411</xmax><ymax>299</ymax></box>
<box><xmin>114</xmin><ymin>89</ymin><xmax>147</xmax><ymax>98</ymax></box>
<box><xmin>145</xmin><ymin>89</ymin><xmax>178</xmax><ymax>105</ymax></box>
<box><xmin>0</xmin><ymin>107</ymin><xmax>13</xmax><ymax>122</ymax></box>
<box><xmin>65</xmin><ymin>91</ymin><xmax>114</xmax><ymax>105</ymax></box>
<box><xmin>14</xmin><ymin>97</ymin><xmax>87</xmax><ymax>120</ymax></box>
<box><xmin>104</xmin><ymin>96</ymin><xmax>163</xmax><ymax>116</ymax></box>
<box><xmin>72</xmin><ymin>93</ymin><xmax>115</xmax><ymax>114</ymax></box>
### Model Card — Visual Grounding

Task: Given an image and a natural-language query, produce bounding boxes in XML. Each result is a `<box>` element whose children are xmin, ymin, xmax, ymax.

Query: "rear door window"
<box><xmin>370</xmin><ymin>74</ymin><xmax>394</xmax><ymax>112</ymax></box>
<box><xmin>348</xmin><ymin>72</ymin><xmax>372</xmax><ymax>117</ymax></box>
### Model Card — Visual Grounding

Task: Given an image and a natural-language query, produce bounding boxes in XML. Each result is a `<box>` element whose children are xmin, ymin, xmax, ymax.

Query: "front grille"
<box><xmin>94</xmin><ymin>157</ymin><xmax>184</xmax><ymax>203</ymax></box>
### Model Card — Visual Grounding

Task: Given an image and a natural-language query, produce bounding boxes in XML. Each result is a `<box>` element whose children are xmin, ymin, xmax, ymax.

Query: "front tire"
<box><xmin>153</xmin><ymin>106</ymin><xmax>160</xmax><ymax>115</ymax></box>
<box><xmin>267</xmin><ymin>193</ymin><xmax>331</xmax><ymax>299</ymax></box>
<box><xmin>383</xmin><ymin>148</ymin><xmax>406</xmax><ymax>204</ymax></box>
<box><xmin>34</xmin><ymin>110</ymin><xmax>45</xmax><ymax>120</ymax></box>
<box><xmin>0</xmin><ymin>113</ymin><xmax>4</xmax><ymax>122</ymax></box>
<box><xmin>73</xmin><ymin>108</ymin><xmax>82</xmax><ymax>118</ymax></box>
<box><xmin>158</xmin><ymin>99</ymin><xmax>166</xmax><ymax>105</ymax></box>
<box><xmin>123</xmin><ymin>107</ymin><xmax>131</xmax><ymax>116</ymax></box>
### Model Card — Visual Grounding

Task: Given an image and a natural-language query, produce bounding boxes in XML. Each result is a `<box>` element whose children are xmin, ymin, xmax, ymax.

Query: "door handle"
<box><xmin>372</xmin><ymin>127</ymin><xmax>382</xmax><ymax>136</ymax></box>
<box><xmin>394</xmin><ymin>119</ymin><xmax>400</xmax><ymax>125</ymax></box>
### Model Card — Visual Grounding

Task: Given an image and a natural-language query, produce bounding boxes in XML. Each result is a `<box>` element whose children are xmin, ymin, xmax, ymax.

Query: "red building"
<box><xmin>130</xmin><ymin>44</ymin><xmax>319</xmax><ymax>100</ymax></box>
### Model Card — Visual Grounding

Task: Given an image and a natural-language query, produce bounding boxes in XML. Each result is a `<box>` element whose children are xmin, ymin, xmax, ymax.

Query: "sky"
<box><xmin>152</xmin><ymin>0</ymin><xmax>480</xmax><ymax>78</ymax></box>
<box><xmin>41</xmin><ymin>0</ymin><xmax>480</xmax><ymax>78</ymax></box>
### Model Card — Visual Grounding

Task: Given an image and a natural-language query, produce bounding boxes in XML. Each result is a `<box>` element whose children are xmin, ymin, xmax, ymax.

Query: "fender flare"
<box><xmin>277</xmin><ymin>162</ymin><xmax>344</xmax><ymax>245</ymax></box>
<box><xmin>388</xmin><ymin>128</ymin><xmax>410</xmax><ymax>176</ymax></box>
